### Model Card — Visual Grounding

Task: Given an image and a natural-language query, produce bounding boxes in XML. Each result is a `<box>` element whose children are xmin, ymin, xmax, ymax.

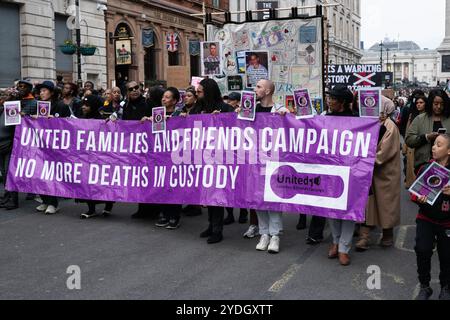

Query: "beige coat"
<box><xmin>404</xmin><ymin>114</ymin><xmax>417</xmax><ymax>189</ymax></box>
<box><xmin>366</xmin><ymin>118</ymin><xmax>401</xmax><ymax>228</ymax></box>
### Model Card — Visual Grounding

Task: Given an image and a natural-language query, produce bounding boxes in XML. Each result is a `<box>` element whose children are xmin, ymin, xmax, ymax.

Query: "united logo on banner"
<box><xmin>166</xmin><ymin>32</ymin><xmax>179</xmax><ymax>52</ymax></box>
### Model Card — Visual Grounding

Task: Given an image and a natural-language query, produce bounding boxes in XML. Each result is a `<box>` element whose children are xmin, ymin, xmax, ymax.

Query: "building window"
<box><xmin>145</xmin><ymin>47</ymin><xmax>157</xmax><ymax>80</ymax></box>
<box><xmin>168</xmin><ymin>51</ymin><xmax>179</xmax><ymax>66</ymax></box>
<box><xmin>212</xmin><ymin>0</ymin><xmax>220</xmax><ymax>8</ymax></box>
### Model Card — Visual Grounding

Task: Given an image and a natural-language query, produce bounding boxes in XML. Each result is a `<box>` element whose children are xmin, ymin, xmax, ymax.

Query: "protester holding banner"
<box><xmin>181</xmin><ymin>86</ymin><xmax>198</xmax><ymax>116</ymax></box>
<box><xmin>0</xmin><ymin>88</ymin><xmax>19</xmax><ymax>210</ymax></box>
<box><xmin>245</xmin><ymin>79</ymin><xmax>288</xmax><ymax>253</ymax></box>
<box><xmin>143</xmin><ymin>87</ymin><xmax>183</xmax><ymax>229</ymax></box>
<box><xmin>297</xmin><ymin>85</ymin><xmax>355</xmax><ymax>247</ymax></box>
<box><xmin>404</xmin><ymin>95</ymin><xmax>427</xmax><ymax>189</ymax></box>
<box><xmin>100</xmin><ymin>87</ymin><xmax>124</xmax><ymax>120</ymax></box>
<box><xmin>146</xmin><ymin>86</ymin><xmax>165</xmax><ymax>110</ymax></box>
<box><xmin>121</xmin><ymin>81</ymin><xmax>157</xmax><ymax>220</ymax></box>
<box><xmin>412</xmin><ymin>134</ymin><xmax>450</xmax><ymax>300</ymax></box>
<box><xmin>356</xmin><ymin>96</ymin><xmax>401</xmax><ymax>252</ymax></box>
<box><xmin>34</xmin><ymin>81</ymin><xmax>61</xmax><ymax>215</ymax></box>
<box><xmin>17</xmin><ymin>79</ymin><xmax>37</xmax><ymax>116</ymax></box>
<box><xmin>55</xmin><ymin>82</ymin><xmax>81</xmax><ymax>118</ymax></box>
<box><xmin>179</xmin><ymin>86</ymin><xmax>203</xmax><ymax>217</ymax></box>
<box><xmin>196</xmin><ymin>78</ymin><xmax>233</xmax><ymax>244</ymax></box>
<box><xmin>77</xmin><ymin>95</ymin><xmax>115</xmax><ymax>219</ymax></box>
<box><xmin>406</xmin><ymin>89</ymin><xmax>450</xmax><ymax>172</ymax></box>
<box><xmin>36</xmin><ymin>81</ymin><xmax>59</xmax><ymax>111</ymax></box>
<box><xmin>324</xmin><ymin>85</ymin><xmax>358</xmax><ymax>265</ymax></box>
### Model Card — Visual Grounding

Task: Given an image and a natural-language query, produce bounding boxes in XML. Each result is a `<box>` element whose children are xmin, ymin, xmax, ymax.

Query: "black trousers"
<box><xmin>299</xmin><ymin>214</ymin><xmax>326</xmax><ymax>239</ymax></box>
<box><xmin>0</xmin><ymin>151</ymin><xmax>18</xmax><ymax>204</ymax></box>
<box><xmin>415</xmin><ymin>219</ymin><xmax>450</xmax><ymax>287</ymax></box>
<box><xmin>160</xmin><ymin>204</ymin><xmax>182</xmax><ymax>220</ymax></box>
<box><xmin>87</xmin><ymin>201</ymin><xmax>114</xmax><ymax>213</ymax></box>
<box><xmin>41</xmin><ymin>195</ymin><xmax>58</xmax><ymax>207</ymax></box>
<box><xmin>208</xmin><ymin>206</ymin><xmax>224</xmax><ymax>235</ymax></box>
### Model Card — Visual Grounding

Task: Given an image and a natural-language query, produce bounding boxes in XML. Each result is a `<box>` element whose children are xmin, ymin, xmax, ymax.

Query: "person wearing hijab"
<box><xmin>356</xmin><ymin>96</ymin><xmax>401</xmax><ymax>252</ymax></box>
<box><xmin>324</xmin><ymin>85</ymin><xmax>358</xmax><ymax>266</ymax></box>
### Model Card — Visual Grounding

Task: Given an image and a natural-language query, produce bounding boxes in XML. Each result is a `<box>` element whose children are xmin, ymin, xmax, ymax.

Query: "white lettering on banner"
<box><xmin>14</xmin><ymin>158</ymin><xmax>36</xmax><ymax>178</ymax></box>
<box><xmin>20</xmin><ymin>127</ymin><xmax>71</xmax><ymax>150</ymax></box>
<box><xmin>88</xmin><ymin>164</ymin><xmax>149</xmax><ymax>187</ymax></box>
<box><xmin>167</xmin><ymin>126</ymin><xmax>372</xmax><ymax>165</ymax></box>
<box><xmin>40</xmin><ymin>161</ymin><xmax>82</xmax><ymax>183</ymax></box>
<box><xmin>168</xmin><ymin>165</ymin><xmax>240</xmax><ymax>190</ymax></box>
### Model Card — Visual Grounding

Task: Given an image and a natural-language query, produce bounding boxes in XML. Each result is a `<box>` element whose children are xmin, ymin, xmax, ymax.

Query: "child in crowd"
<box><xmin>412</xmin><ymin>134</ymin><xmax>450</xmax><ymax>300</ymax></box>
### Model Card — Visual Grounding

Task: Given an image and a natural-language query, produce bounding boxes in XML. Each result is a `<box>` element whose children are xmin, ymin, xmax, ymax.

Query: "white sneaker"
<box><xmin>268</xmin><ymin>236</ymin><xmax>280</xmax><ymax>254</ymax></box>
<box><xmin>34</xmin><ymin>196</ymin><xmax>43</xmax><ymax>204</ymax></box>
<box><xmin>243</xmin><ymin>225</ymin><xmax>259</xmax><ymax>239</ymax></box>
<box><xmin>36</xmin><ymin>204</ymin><xmax>48</xmax><ymax>212</ymax></box>
<box><xmin>45</xmin><ymin>205</ymin><xmax>59</xmax><ymax>215</ymax></box>
<box><xmin>256</xmin><ymin>234</ymin><xmax>271</xmax><ymax>251</ymax></box>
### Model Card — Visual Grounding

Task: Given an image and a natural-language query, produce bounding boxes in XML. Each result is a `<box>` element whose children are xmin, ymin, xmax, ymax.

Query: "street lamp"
<box><xmin>75</xmin><ymin>0</ymin><xmax>82</xmax><ymax>88</ymax></box>
<box><xmin>379</xmin><ymin>41</ymin><xmax>383</xmax><ymax>70</ymax></box>
<box><xmin>393</xmin><ymin>54</ymin><xmax>397</xmax><ymax>89</ymax></box>
<box><xmin>386</xmin><ymin>48</ymin><xmax>390</xmax><ymax>71</ymax></box>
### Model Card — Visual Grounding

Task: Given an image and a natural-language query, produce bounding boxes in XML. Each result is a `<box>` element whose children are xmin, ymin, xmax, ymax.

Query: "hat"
<box><xmin>17</xmin><ymin>78</ymin><xmax>33</xmax><ymax>89</ymax></box>
<box><xmin>228</xmin><ymin>92</ymin><xmax>241</xmax><ymax>101</ymax></box>
<box><xmin>329</xmin><ymin>85</ymin><xmax>353</xmax><ymax>103</ymax></box>
<box><xmin>36</xmin><ymin>80</ymin><xmax>55</xmax><ymax>92</ymax></box>
<box><xmin>82</xmin><ymin>95</ymin><xmax>102</xmax><ymax>110</ymax></box>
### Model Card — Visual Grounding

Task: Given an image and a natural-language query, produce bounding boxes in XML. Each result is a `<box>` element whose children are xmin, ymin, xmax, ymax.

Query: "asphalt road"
<box><xmin>0</xmin><ymin>180</ymin><xmax>441</xmax><ymax>300</ymax></box>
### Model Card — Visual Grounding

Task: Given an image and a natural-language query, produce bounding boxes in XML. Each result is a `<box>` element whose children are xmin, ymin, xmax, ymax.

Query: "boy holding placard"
<box><xmin>411</xmin><ymin>134</ymin><xmax>450</xmax><ymax>300</ymax></box>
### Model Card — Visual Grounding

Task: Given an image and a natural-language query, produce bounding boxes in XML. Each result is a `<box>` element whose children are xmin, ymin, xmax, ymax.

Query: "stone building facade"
<box><xmin>0</xmin><ymin>0</ymin><xmax>107</xmax><ymax>88</ymax></box>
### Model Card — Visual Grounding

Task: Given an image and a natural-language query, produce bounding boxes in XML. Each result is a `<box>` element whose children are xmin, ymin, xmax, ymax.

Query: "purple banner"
<box><xmin>7</xmin><ymin>114</ymin><xmax>380</xmax><ymax>222</ymax></box>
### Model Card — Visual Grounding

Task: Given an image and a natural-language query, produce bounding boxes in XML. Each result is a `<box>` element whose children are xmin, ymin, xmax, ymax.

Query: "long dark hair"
<box><xmin>425</xmin><ymin>89</ymin><xmax>450</xmax><ymax>118</ymax></box>
<box><xmin>199</xmin><ymin>78</ymin><xmax>223</xmax><ymax>113</ymax></box>
<box><xmin>409</xmin><ymin>95</ymin><xmax>427</xmax><ymax>122</ymax></box>
<box><xmin>407</xmin><ymin>89</ymin><xmax>425</xmax><ymax>107</ymax></box>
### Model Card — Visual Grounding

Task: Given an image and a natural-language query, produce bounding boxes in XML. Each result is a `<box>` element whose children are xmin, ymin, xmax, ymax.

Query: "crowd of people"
<box><xmin>0</xmin><ymin>76</ymin><xmax>449</xmax><ymax>300</ymax></box>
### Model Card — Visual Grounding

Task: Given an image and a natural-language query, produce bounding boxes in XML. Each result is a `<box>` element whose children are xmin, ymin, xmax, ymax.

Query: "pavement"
<box><xmin>0</xmin><ymin>181</ymin><xmax>442</xmax><ymax>300</ymax></box>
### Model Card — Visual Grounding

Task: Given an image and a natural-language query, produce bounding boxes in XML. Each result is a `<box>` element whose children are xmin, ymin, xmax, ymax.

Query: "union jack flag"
<box><xmin>166</xmin><ymin>32</ymin><xmax>179</xmax><ymax>52</ymax></box>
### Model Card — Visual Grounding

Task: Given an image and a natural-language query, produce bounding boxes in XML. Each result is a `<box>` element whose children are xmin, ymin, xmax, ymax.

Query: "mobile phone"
<box><xmin>438</xmin><ymin>128</ymin><xmax>447</xmax><ymax>134</ymax></box>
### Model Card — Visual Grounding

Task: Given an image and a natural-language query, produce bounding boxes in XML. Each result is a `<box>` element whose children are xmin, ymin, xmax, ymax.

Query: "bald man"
<box><xmin>254</xmin><ymin>79</ymin><xmax>287</xmax><ymax>113</ymax></box>
<box><xmin>250</xmin><ymin>79</ymin><xmax>289</xmax><ymax>253</ymax></box>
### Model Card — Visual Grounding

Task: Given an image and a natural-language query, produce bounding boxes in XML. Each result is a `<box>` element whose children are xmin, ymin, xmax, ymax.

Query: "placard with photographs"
<box><xmin>4</xmin><ymin>101</ymin><xmax>21</xmax><ymax>126</ymax></box>
<box><xmin>244</xmin><ymin>51</ymin><xmax>270</xmax><ymax>89</ymax></box>
<box><xmin>409</xmin><ymin>161</ymin><xmax>450</xmax><ymax>206</ymax></box>
<box><xmin>201</xmin><ymin>41</ymin><xmax>223</xmax><ymax>77</ymax></box>
<box><xmin>293</xmin><ymin>88</ymin><xmax>313</xmax><ymax>118</ymax></box>
<box><xmin>37</xmin><ymin>101</ymin><xmax>51</xmax><ymax>117</ymax></box>
<box><xmin>238</xmin><ymin>91</ymin><xmax>256</xmax><ymax>121</ymax></box>
<box><xmin>359</xmin><ymin>88</ymin><xmax>381</xmax><ymax>118</ymax></box>
<box><xmin>152</xmin><ymin>107</ymin><xmax>166</xmax><ymax>134</ymax></box>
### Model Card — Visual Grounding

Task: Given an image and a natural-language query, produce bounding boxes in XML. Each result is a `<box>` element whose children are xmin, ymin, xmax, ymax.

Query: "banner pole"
<box><xmin>190</xmin><ymin>3</ymin><xmax>339</xmax><ymax>17</ymax></box>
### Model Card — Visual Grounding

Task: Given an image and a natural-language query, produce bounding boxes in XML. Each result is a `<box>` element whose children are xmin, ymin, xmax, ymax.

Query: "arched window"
<box><xmin>166</xmin><ymin>32</ymin><xmax>181</xmax><ymax>66</ymax></box>
<box><xmin>144</xmin><ymin>29</ymin><xmax>157</xmax><ymax>80</ymax></box>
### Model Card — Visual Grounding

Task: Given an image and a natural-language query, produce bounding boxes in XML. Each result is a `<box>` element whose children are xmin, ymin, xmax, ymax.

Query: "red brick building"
<box><xmin>105</xmin><ymin>0</ymin><xmax>229</xmax><ymax>89</ymax></box>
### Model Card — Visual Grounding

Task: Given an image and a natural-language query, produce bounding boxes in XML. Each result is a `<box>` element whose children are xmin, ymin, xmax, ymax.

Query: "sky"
<box><xmin>361</xmin><ymin>0</ymin><xmax>446</xmax><ymax>50</ymax></box>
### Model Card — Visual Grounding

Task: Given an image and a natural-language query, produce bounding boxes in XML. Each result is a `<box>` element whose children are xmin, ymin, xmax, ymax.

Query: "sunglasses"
<box><xmin>128</xmin><ymin>85</ymin><xmax>140</xmax><ymax>92</ymax></box>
